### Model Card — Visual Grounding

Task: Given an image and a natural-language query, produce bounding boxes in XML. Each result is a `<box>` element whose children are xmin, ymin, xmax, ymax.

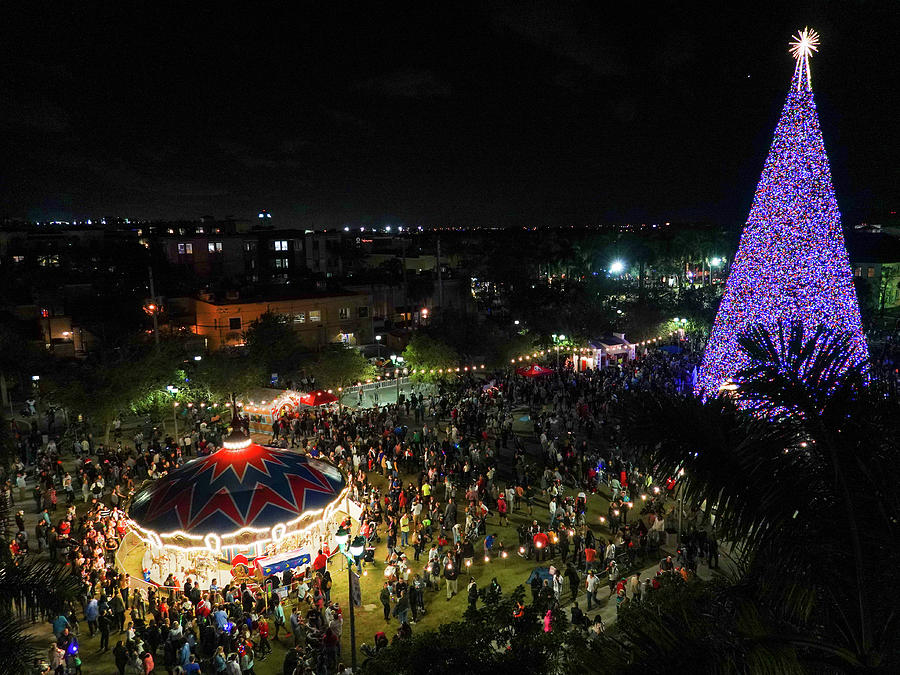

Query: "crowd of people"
<box><xmin>1</xmin><ymin>338</ymin><xmax>715</xmax><ymax>674</ymax></box>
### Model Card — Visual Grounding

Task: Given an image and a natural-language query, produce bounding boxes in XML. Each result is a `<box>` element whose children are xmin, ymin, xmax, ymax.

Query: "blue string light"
<box><xmin>697</xmin><ymin>51</ymin><xmax>867</xmax><ymax>397</ymax></box>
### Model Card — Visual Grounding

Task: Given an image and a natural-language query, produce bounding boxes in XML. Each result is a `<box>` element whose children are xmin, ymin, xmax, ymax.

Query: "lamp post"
<box><xmin>394</xmin><ymin>357</ymin><xmax>405</xmax><ymax>402</ymax></box>
<box><xmin>375</xmin><ymin>334</ymin><xmax>382</xmax><ymax>358</ymax></box>
<box><xmin>166</xmin><ymin>385</ymin><xmax>179</xmax><ymax>439</ymax></box>
<box><xmin>348</xmin><ymin>535</ymin><xmax>365</xmax><ymax>669</ymax></box>
<box><xmin>552</xmin><ymin>334</ymin><xmax>566</xmax><ymax>369</ymax></box>
<box><xmin>335</xmin><ymin>528</ymin><xmax>365</xmax><ymax>670</ymax></box>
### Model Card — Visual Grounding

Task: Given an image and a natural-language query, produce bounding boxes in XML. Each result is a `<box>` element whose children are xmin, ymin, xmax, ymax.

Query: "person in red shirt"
<box><xmin>584</xmin><ymin>545</ymin><xmax>597</xmax><ymax>573</ymax></box>
<box><xmin>257</xmin><ymin>615</ymin><xmax>271</xmax><ymax>656</ymax></box>
<box><xmin>313</xmin><ymin>549</ymin><xmax>328</xmax><ymax>573</ymax></box>
<box><xmin>497</xmin><ymin>495</ymin><xmax>508</xmax><ymax>527</ymax></box>
<box><xmin>196</xmin><ymin>596</ymin><xmax>211</xmax><ymax>618</ymax></box>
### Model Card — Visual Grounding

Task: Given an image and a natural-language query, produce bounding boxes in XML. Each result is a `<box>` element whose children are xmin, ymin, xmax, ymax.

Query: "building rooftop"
<box><xmin>196</xmin><ymin>286</ymin><xmax>364</xmax><ymax>305</ymax></box>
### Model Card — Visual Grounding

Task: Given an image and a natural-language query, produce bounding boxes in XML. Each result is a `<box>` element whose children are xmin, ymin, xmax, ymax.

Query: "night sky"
<box><xmin>2</xmin><ymin>1</ymin><xmax>897</xmax><ymax>227</ymax></box>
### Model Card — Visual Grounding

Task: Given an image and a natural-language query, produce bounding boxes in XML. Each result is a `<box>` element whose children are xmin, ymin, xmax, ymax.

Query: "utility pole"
<box><xmin>436</xmin><ymin>235</ymin><xmax>444</xmax><ymax>316</ymax></box>
<box><xmin>148</xmin><ymin>266</ymin><xmax>160</xmax><ymax>350</ymax></box>
<box><xmin>401</xmin><ymin>238</ymin><xmax>408</xmax><ymax>325</ymax></box>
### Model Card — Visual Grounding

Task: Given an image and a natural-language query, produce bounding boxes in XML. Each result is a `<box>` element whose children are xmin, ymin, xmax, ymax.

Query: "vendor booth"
<box><xmin>573</xmin><ymin>333</ymin><xmax>636</xmax><ymax>371</ymax></box>
<box><xmin>241</xmin><ymin>388</ymin><xmax>341</xmax><ymax>433</ymax></box>
<box><xmin>515</xmin><ymin>364</ymin><xmax>554</xmax><ymax>377</ymax></box>
<box><xmin>241</xmin><ymin>389</ymin><xmax>303</xmax><ymax>434</ymax></box>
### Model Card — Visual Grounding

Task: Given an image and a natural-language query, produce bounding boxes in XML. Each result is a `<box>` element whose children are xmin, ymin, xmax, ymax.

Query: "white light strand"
<box><xmin>127</xmin><ymin>485</ymin><xmax>351</xmax><ymax>553</ymax></box>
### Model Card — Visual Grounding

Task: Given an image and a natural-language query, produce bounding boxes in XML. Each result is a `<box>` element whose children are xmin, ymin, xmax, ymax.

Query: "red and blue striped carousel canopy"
<box><xmin>128</xmin><ymin>443</ymin><xmax>346</xmax><ymax>537</ymax></box>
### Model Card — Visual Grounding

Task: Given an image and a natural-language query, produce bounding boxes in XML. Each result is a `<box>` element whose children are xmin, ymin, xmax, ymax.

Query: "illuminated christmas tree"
<box><xmin>696</xmin><ymin>28</ymin><xmax>868</xmax><ymax>396</ymax></box>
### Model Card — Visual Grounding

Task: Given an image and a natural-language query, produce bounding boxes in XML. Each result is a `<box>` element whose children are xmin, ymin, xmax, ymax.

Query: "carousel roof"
<box><xmin>128</xmin><ymin>443</ymin><xmax>346</xmax><ymax>538</ymax></box>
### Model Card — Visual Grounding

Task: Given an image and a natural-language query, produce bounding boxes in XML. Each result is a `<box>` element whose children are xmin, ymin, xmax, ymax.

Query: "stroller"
<box><xmin>362</xmin><ymin>519</ymin><xmax>380</xmax><ymax>563</ymax></box>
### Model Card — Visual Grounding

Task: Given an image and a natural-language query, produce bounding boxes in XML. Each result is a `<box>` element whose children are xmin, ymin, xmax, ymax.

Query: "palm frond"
<box><xmin>0</xmin><ymin>556</ymin><xmax>82</xmax><ymax>617</ymax></box>
<box><xmin>0</xmin><ymin>613</ymin><xmax>46</xmax><ymax>675</ymax></box>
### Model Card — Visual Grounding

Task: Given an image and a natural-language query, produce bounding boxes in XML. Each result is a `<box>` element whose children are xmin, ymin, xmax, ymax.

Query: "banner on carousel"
<box><xmin>254</xmin><ymin>548</ymin><xmax>313</xmax><ymax>577</ymax></box>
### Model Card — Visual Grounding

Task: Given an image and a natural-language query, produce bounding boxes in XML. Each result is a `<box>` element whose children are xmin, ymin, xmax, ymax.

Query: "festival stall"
<box><xmin>576</xmin><ymin>333</ymin><xmax>636</xmax><ymax>371</ymax></box>
<box><xmin>515</xmin><ymin>364</ymin><xmax>554</xmax><ymax>377</ymax></box>
<box><xmin>126</xmin><ymin>419</ymin><xmax>350</xmax><ymax>588</ymax></box>
<box><xmin>300</xmin><ymin>389</ymin><xmax>339</xmax><ymax>407</ymax></box>
<box><xmin>240</xmin><ymin>389</ymin><xmax>303</xmax><ymax>434</ymax></box>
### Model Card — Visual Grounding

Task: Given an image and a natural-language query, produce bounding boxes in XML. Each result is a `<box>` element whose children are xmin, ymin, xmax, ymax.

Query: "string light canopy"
<box><xmin>696</xmin><ymin>29</ymin><xmax>867</xmax><ymax>397</ymax></box>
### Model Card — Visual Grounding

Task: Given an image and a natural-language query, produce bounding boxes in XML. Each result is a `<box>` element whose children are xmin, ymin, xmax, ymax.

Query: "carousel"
<box><xmin>125</xmin><ymin>407</ymin><xmax>351</xmax><ymax>589</ymax></box>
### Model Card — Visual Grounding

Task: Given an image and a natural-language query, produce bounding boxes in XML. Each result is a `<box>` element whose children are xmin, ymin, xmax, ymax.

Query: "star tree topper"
<box><xmin>789</xmin><ymin>27</ymin><xmax>820</xmax><ymax>92</ymax></box>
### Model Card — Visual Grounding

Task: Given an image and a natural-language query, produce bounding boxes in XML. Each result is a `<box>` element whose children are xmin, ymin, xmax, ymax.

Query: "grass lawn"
<box><xmin>70</xmin><ymin>471</ymin><xmax>637</xmax><ymax>674</ymax></box>
<box><xmin>70</xmin><ymin>405</ymin><xmax>665</xmax><ymax>673</ymax></box>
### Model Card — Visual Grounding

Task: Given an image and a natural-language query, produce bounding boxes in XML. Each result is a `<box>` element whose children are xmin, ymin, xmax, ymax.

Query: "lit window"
<box><xmin>208</xmin><ymin>242</ymin><xmax>223</xmax><ymax>253</ymax></box>
<box><xmin>275</xmin><ymin>258</ymin><xmax>289</xmax><ymax>269</ymax></box>
<box><xmin>244</xmin><ymin>241</ymin><xmax>257</xmax><ymax>252</ymax></box>
<box><xmin>309</xmin><ymin>310</ymin><xmax>321</xmax><ymax>322</ymax></box>
<box><xmin>196</xmin><ymin>226</ymin><xmax>205</xmax><ymax>234</ymax></box>
<box><xmin>339</xmin><ymin>307</ymin><xmax>350</xmax><ymax>319</ymax></box>
<box><xmin>12</xmin><ymin>255</ymin><xmax>25</xmax><ymax>263</ymax></box>
<box><xmin>867</xmin><ymin>267</ymin><xmax>875</xmax><ymax>278</ymax></box>
<box><xmin>294</xmin><ymin>313</ymin><xmax>306</xmax><ymax>323</ymax></box>
<box><xmin>274</xmin><ymin>240</ymin><xmax>288</xmax><ymax>251</ymax></box>
<box><xmin>228</xmin><ymin>317</ymin><xmax>242</xmax><ymax>330</ymax></box>
<box><xmin>178</xmin><ymin>243</ymin><xmax>193</xmax><ymax>255</ymax></box>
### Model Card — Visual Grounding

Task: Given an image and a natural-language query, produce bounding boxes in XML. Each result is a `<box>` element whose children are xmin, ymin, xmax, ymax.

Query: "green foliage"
<box><xmin>243</xmin><ymin>311</ymin><xmax>305</xmax><ymax>376</ymax></box>
<box><xmin>362</xmin><ymin>585</ymin><xmax>586</xmax><ymax>675</ymax></box>
<box><xmin>402</xmin><ymin>334</ymin><xmax>459</xmax><ymax>382</ymax></box>
<box><xmin>581</xmin><ymin>576</ymin><xmax>804</xmax><ymax>674</ymax></box>
<box><xmin>193</xmin><ymin>352</ymin><xmax>266</xmax><ymax>403</ymax></box>
<box><xmin>43</xmin><ymin>343</ymin><xmax>180</xmax><ymax>440</ymax></box>
<box><xmin>0</xmin><ymin>494</ymin><xmax>82</xmax><ymax>673</ymax></box>
<box><xmin>309</xmin><ymin>344</ymin><xmax>376</xmax><ymax>391</ymax></box>
<box><xmin>615</xmin><ymin>323</ymin><xmax>900</xmax><ymax>671</ymax></box>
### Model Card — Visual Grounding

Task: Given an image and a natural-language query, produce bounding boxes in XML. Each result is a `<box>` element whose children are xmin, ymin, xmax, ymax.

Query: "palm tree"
<box><xmin>610</xmin><ymin>323</ymin><xmax>899</xmax><ymax>671</ymax></box>
<box><xmin>0</xmin><ymin>493</ymin><xmax>83</xmax><ymax>674</ymax></box>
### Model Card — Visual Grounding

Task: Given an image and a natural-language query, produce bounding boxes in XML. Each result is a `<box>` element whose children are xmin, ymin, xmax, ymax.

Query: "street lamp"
<box><xmin>348</xmin><ymin>535</ymin><xmax>365</xmax><ymax>668</ymax></box>
<box><xmin>375</xmin><ymin>335</ymin><xmax>382</xmax><ymax>358</ymax></box>
<box><xmin>166</xmin><ymin>385</ymin><xmax>179</xmax><ymax>439</ymax></box>
<box><xmin>552</xmin><ymin>334</ymin><xmax>566</xmax><ymax>369</ymax></box>
<box><xmin>394</xmin><ymin>357</ymin><xmax>405</xmax><ymax>401</ymax></box>
<box><xmin>609</xmin><ymin>260</ymin><xmax>625</xmax><ymax>275</ymax></box>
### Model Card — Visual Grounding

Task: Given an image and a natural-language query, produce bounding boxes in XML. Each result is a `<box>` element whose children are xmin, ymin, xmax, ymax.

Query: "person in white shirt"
<box><xmin>585</xmin><ymin>570</ymin><xmax>601</xmax><ymax>610</ymax></box>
